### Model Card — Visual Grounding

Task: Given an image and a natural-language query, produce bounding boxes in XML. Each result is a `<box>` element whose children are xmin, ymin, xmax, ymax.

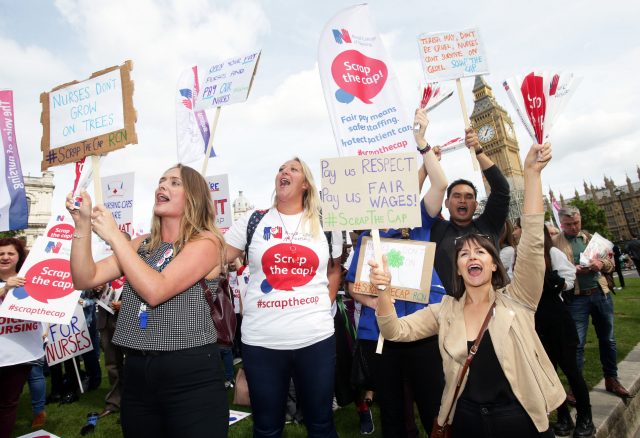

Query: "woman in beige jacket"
<box><xmin>372</xmin><ymin>143</ymin><xmax>564</xmax><ymax>437</ymax></box>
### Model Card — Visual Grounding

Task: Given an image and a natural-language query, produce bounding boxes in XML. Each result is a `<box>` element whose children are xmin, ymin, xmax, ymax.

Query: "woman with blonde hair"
<box><xmin>371</xmin><ymin>143</ymin><xmax>563</xmax><ymax>437</ymax></box>
<box><xmin>225</xmin><ymin>157</ymin><xmax>342</xmax><ymax>438</ymax></box>
<box><xmin>67</xmin><ymin>164</ymin><xmax>228</xmax><ymax>437</ymax></box>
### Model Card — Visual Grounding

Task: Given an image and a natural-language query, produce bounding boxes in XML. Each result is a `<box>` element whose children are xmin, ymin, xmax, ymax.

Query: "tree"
<box><xmin>0</xmin><ymin>229</ymin><xmax>22</xmax><ymax>239</ymax></box>
<box><xmin>568</xmin><ymin>198</ymin><xmax>613</xmax><ymax>240</ymax></box>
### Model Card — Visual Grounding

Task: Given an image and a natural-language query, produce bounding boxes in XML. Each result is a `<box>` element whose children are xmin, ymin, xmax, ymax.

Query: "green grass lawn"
<box><xmin>12</xmin><ymin>278</ymin><xmax>640</xmax><ymax>437</ymax></box>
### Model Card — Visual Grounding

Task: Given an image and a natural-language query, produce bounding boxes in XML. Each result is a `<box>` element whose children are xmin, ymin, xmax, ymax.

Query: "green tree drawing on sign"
<box><xmin>386</xmin><ymin>249</ymin><xmax>405</xmax><ymax>283</ymax></box>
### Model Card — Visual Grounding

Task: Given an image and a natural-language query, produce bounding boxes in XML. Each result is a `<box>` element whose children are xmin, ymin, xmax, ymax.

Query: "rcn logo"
<box><xmin>332</xmin><ymin>29</ymin><xmax>351</xmax><ymax>44</ymax></box>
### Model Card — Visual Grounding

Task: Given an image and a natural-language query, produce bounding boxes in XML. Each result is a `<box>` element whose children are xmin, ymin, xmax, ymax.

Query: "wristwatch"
<box><xmin>475</xmin><ymin>147</ymin><xmax>484</xmax><ymax>155</ymax></box>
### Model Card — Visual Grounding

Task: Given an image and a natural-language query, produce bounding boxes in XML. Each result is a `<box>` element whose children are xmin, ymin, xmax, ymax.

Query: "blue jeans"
<box><xmin>219</xmin><ymin>346</ymin><xmax>234</xmax><ymax>382</ymax></box>
<box><xmin>243</xmin><ymin>335</ymin><xmax>338</xmax><ymax>438</ymax></box>
<box><xmin>28</xmin><ymin>364</ymin><xmax>46</xmax><ymax>415</ymax></box>
<box><xmin>567</xmin><ymin>291</ymin><xmax>618</xmax><ymax>377</ymax></box>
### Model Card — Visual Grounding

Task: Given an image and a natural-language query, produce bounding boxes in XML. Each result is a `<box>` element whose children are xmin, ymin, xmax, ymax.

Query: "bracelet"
<box><xmin>475</xmin><ymin>147</ymin><xmax>484</xmax><ymax>155</ymax></box>
<box><xmin>417</xmin><ymin>143</ymin><xmax>432</xmax><ymax>154</ymax></box>
<box><xmin>73</xmin><ymin>233</ymin><xmax>89</xmax><ymax>239</ymax></box>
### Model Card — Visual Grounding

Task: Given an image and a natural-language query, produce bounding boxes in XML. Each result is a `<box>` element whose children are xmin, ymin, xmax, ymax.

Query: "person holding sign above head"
<box><xmin>345</xmin><ymin>108</ymin><xmax>448</xmax><ymax>437</ymax></box>
<box><xmin>224</xmin><ymin>157</ymin><xmax>343</xmax><ymax>438</ymax></box>
<box><xmin>372</xmin><ymin>143</ymin><xmax>563</xmax><ymax>437</ymax></box>
<box><xmin>430</xmin><ymin>127</ymin><xmax>510</xmax><ymax>294</ymax></box>
<box><xmin>66</xmin><ymin>164</ymin><xmax>228</xmax><ymax>438</ymax></box>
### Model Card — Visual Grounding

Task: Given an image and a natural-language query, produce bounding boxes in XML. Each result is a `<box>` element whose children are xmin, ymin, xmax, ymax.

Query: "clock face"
<box><xmin>504</xmin><ymin>122</ymin><xmax>515</xmax><ymax>139</ymax></box>
<box><xmin>478</xmin><ymin>124</ymin><xmax>495</xmax><ymax>143</ymax></box>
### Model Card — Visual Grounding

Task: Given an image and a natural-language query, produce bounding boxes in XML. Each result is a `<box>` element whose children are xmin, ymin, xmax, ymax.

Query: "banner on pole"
<box><xmin>319</xmin><ymin>153</ymin><xmax>421</xmax><ymax>231</ymax></box>
<box><xmin>102</xmin><ymin>172</ymin><xmax>135</xmax><ymax>235</ymax></box>
<box><xmin>318</xmin><ymin>5</ymin><xmax>414</xmax><ymax>157</ymax></box>
<box><xmin>0</xmin><ymin>90</ymin><xmax>28</xmax><ymax>231</ymax></box>
<box><xmin>45</xmin><ymin>305</ymin><xmax>93</xmax><ymax>366</ymax></box>
<box><xmin>40</xmin><ymin>61</ymin><xmax>138</xmax><ymax>170</ymax></box>
<box><xmin>418</xmin><ymin>28</ymin><xmax>489</xmax><ymax>81</ymax></box>
<box><xmin>176</xmin><ymin>65</ymin><xmax>213</xmax><ymax>163</ymax></box>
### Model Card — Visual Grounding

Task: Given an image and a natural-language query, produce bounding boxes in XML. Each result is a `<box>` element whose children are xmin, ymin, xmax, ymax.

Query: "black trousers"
<box><xmin>452</xmin><ymin>398</ymin><xmax>554</xmax><ymax>438</ymax></box>
<box><xmin>361</xmin><ymin>336</ymin><xmax>444</xmax><ymax>438</ymax></box>
<box><xmin>121</xmin><ymin>343</ymin><xmax>228</xmax><ymax>438</ymax></box>
<box><xmin>536</xmin><ymin>309</ymin><xmax>591</xmax><ymax>419</ymax></box>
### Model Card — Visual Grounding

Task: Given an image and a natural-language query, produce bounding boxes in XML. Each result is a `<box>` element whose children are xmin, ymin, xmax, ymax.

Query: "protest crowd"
<box><xmin>1</xmin><ymin>6</ymin><xmax>638</xmax><ymax>438</ymax></box>
<box><xmin>2</xmin><ymin>104</ymin><xmax>635</xmax><ymax>438</ymax></box>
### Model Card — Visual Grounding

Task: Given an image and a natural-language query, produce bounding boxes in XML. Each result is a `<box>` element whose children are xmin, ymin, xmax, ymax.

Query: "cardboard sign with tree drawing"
<box><xmin>40</xmin><ymin>60</ymin><xmax>137</xmax><ymax>170</ymax></box>
<box><xmin>353</xmin><ymin>236</ymin><xmax>435</xmax><ymax>304</ymax></box>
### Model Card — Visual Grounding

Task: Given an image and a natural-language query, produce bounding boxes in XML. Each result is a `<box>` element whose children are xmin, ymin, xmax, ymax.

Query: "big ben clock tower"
<box><xmin>470</xmin><ymin>75</ymin><xmax>525</xmax><ymax>221</ymax></box>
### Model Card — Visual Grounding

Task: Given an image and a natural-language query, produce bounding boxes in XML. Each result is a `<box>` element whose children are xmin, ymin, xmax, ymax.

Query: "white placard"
<box><xmin>418</xmin><ymin>28</ymin><xmax>489</xmax><ymax>81</ymax></box>
<box><xmin>206</xmin><ymin>174</ymin><xmax>232</xmax><ymax>229</ymax></box>
<box><xmin>102</xmin><ymin>172</ymin><xmax>135</xmax><ymax>235</ymax></box>
<box><xmin>49</xmin><ymin>69</ymin><xmax>125</xmax><ymax>148</ymax></box>
<box><xmin>45</xmin><ymin>304</ymin><xmax>93</xmax><ymax>366</ymax></box>
<box><xmin>194</xmin><ymin>51</ymin><xmax>261</xmax><ymax>110</ymax></box>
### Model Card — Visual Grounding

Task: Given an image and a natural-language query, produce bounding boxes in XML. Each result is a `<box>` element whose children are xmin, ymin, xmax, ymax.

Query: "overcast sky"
<box><xmin>1</xmin><ymin>0</ymin><xmax>638</xmax><ymax>229</ymax></box>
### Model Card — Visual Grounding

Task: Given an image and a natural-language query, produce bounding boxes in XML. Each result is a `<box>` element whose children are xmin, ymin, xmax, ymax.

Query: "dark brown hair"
<box><xmin>499</xmin><ymin>220</ymin><xmax>515</xmax><ymax>249</ymax></box>
<box><xmin>543</xmin><ymin>225</ymin><xmax>553</xmax><ymax>272</ymax></box>
<box><xmin>450</xmin><ymin>234</ymin><xmax>509</xmax><ymax>300</ymax></box>
<box><xmin>0</xmin><ymin>237</ymin><xmax>27</xmax><ymax>272</ymax></box>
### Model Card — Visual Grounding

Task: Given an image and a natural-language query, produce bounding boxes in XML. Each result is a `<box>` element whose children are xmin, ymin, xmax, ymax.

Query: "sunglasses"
<box><xmin>454</xmin><ymin>233</ymin><xmax>492</xmax><ymax>246</ymax></box>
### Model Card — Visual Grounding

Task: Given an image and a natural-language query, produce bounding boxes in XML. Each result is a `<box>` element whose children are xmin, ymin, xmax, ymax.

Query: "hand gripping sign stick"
<box><xmin>455</xmin><ymin>78</ymin><xmax>480</xmax><ymax>171</ymax></box>
<box><xmin>201</xmin><ymin>106</ymin><xmax>222</xmax><ymax>176</ymax></box>
<box><xmin>370</xmin><ymin>229</ymin><xmax>387</xmax><ymax>354</ymax></box>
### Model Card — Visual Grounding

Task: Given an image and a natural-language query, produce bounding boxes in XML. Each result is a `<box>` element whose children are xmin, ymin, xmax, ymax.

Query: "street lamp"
<box><xmin>614</xmin><ymin>188</ymin><xmax>632</xmax><ymax>241</ymax></box>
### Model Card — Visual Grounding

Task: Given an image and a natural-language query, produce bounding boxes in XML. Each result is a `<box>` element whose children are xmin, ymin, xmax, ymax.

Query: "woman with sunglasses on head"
<box><xmin>67</xmin><ymin>164</ymin><xmax>228</xmax><ymax>437</ymax></box>
<box><xmin>371</xmin><ymin>142</ymin><xmax>563</xmax><ymax>437</ymax></box>
<box><xmin>224</xmin><ymin>157</ymin><xmax>342</xmax><ymax>438</ymax></box>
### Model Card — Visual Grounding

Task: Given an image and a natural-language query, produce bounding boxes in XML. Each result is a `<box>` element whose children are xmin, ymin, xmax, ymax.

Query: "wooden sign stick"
<box><xmin>456</xmin><ymin>78</ymin><xmax>480</xmax><ymax>171</ymax></box>
<box><xmin>91</xmin><ymin>155</ymin><xmax>103</xmax><ymax>205</ymax></box>
<box><xmin>72</xmin><ymin>356</ymin><xmax>85</xmax><ymax>394</ymax></box>
<box><xmin>201</xmin><ymin>106</ymin><xmax>222</xmax><ymax>176</ymax></box>
<box><xmin>371</xmin><ymin>229</ymin><xmax>386</xmax><ymax>354</ymax></box>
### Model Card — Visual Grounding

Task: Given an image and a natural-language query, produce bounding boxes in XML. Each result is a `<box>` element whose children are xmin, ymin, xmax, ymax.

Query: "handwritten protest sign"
<box><xmin>40</xmin><ymin>61</ymin><xmax>137</xmax><ymax>170</ymax></box>
<box><xmin>320</xmin><ymin>153</ymin><xmax>421</xmax><ymax>231</ymax></box>
<box><xmin>418</xmin><ymin>28</ymin><xmax>489</xmax><ymax>81</ymax></box>
<box><xmin>45</xmin><ymin>305</ymin><xmax>93</xmax><ymax>366</ymax></box>
<box><xmin>194</xmin><ymin>51</ymin><xmax>261</xmax><ymax>111</ymax></box>
<box><xmin>0</xmin><ymin>315</ymin><xmax>43</xmax><ymax>367</ymax></box>
<box><xmin>319</xmin><ymin>4</ymin><xmax>414</xmax><ymax>156</ymax></box>
<box><xmin>353</xmin><ymin>236</ymin><xmax>435</xmax><ymax>304</ymax></box>
<box><xmin>102</xmin><ymin>172</ymin><xmax>134</xmax><ymax>235</ymax></box>
<box><xmin>205</xmin><ymin>174</ymin><xmax>232</xmax><ymax>229</ymax></box>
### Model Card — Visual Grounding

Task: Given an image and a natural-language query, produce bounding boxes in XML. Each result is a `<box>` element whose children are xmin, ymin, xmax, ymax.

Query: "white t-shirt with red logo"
<box><xmin>225</xmin><ymin>208</ymin><xmax>342</xmax><ymax>350</ymax></box>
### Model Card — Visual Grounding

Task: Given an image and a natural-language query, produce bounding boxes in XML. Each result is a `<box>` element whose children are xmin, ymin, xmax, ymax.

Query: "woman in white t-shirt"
<box><xmin>225</xmin><ymin>157</ymin><xmax>342</xmax><ymax>438</ymax></box>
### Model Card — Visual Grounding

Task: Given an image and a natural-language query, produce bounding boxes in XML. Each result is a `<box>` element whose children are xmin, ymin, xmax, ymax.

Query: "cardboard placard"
<box><xmin>40</xmin><ymin>60</ymin><xmax>138</xmax><ymax>170</ymax></box>
<box><xmin>320</xmin><ymin>153</ymin><xmax>421</xmax><ymax>231</ymax></box>
<box><xmin>353</xmin><ymin>236</ymin><xmax>435</xmax><ymax>303</ymax></box>
<box><xmin>418</xmin><ymin>28</ymin><xmax>489</xmax><ymax>81</ymax></box>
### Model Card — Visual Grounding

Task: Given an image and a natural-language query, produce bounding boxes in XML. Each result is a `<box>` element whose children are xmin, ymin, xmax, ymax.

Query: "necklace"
<box><xmin>277</xmin><ymin>209</ymin><xmax>303</xmax><ymax>254</ymax></box>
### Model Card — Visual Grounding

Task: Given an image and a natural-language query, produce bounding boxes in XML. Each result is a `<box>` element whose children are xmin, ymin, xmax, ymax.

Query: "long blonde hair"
<box><xmin>145</xmin><ymin>164</ymin><xmax>225</xmax><ymax>261</ymax></box>
<box><xmin>272</xmin><ymin>157</ymin><xmax>322</xmax><ymax>238</ymax></box>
